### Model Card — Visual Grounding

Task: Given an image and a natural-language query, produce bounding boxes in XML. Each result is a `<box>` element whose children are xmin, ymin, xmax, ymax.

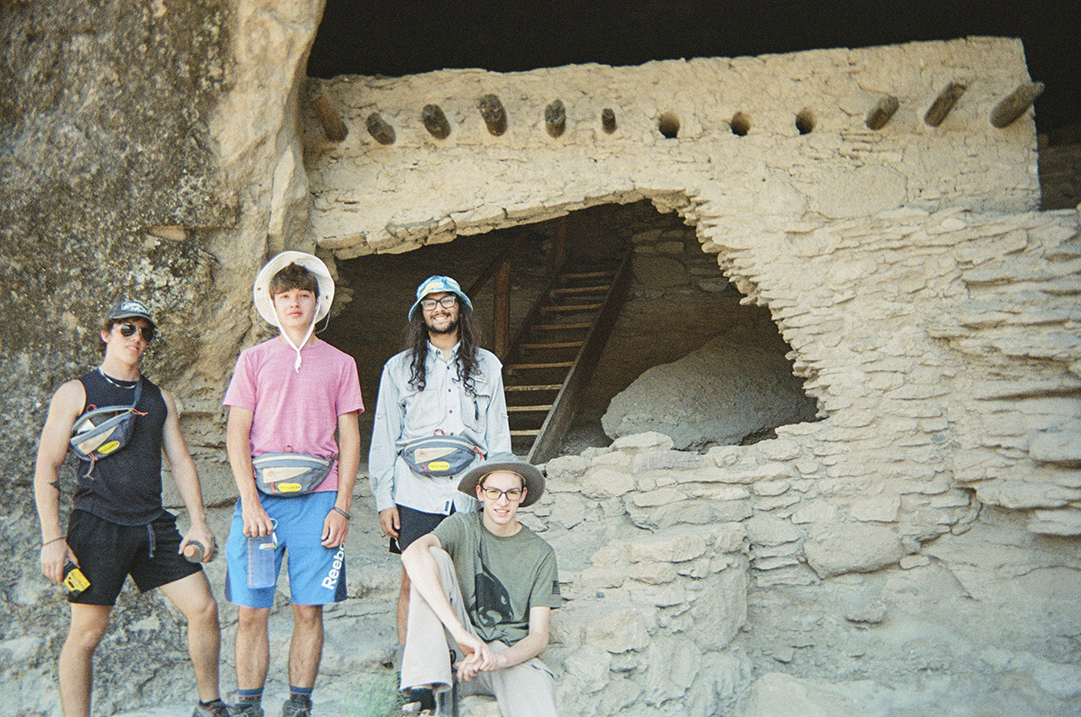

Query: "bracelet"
<box><xmin>42</xmin><ymin>537</ymin><xmax>65</xmax><ymax>547</ymax></box>
<box><xmin>331</xmin><ymin>506</ymin><xmax>351</xmax><ymax>520</ymax></box>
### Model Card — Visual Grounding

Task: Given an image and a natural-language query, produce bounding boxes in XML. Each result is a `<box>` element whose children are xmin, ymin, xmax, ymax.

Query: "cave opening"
<box><xmin>324</xmin><ymin>200</ymin><xmax>819</xmax><ymax>464</ymax></box>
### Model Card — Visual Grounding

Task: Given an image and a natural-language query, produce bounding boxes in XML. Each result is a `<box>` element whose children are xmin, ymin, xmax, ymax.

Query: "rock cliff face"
<box><xmin>1</xmin><ymin>1</ymin><xmax>323</xmax><ymax>713</ymax></box>
<box><xmin>2</xmin><ymin>3</ymin><xmax>1079</xmax><ymax>715</ymax></box>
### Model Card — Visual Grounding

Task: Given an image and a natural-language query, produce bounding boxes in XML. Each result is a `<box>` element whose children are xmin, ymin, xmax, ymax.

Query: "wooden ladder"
<box><xmin>502</xmin><ymin>252</ymin><xmax>632</xmax><ymax>464</ymax></box>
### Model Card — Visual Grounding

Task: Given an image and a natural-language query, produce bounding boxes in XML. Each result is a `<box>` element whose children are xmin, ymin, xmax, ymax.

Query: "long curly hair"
<box><xmin>405</xmin><ymin>301</ymin><xmax>482</xmax><ymax>395</ymax></box>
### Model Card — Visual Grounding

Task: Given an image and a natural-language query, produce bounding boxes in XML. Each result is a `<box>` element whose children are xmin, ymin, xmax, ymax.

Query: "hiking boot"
<box><xmin>281</xmin><ymin>697</ymin><xmax>312</xmax><ymax>717</ymax></box>
<box><xmin>230</xmin><ymin>703</ymin><xmax>264</xmax><ymax>717</ymax></box>
<box><xmin>193</xmin><ymin>701</ymin><xmax>234</xmax><ymax>717</ymax></box>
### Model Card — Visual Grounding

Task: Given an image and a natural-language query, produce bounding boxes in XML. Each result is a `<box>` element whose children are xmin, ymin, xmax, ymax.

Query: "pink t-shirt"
<box><xmin>224</xmin><ymin>338</ymin><xmax>364</xmax><ymax>492</ymax></box>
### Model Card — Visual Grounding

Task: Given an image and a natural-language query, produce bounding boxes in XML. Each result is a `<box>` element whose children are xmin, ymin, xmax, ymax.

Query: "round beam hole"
<box><xmin>796</xmin><ymin>108</ymin><xmax>816</xmax><ymax>134</ymax></box>
<box><xmin>658</xmin><ymin>112</ymin><xmax>680</xmax><ymax>139</ymax></box>
<box><xmin>730</xmin><ymin>111</ymin><xmax>751</xmax><ymax>136</ymax></box>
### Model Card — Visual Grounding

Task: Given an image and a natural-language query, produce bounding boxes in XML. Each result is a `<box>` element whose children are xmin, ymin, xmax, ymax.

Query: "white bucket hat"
<box><xmin>252</xmin><ymin>251</ymin><xmax>335</xmax><ymax>371</ymax></box>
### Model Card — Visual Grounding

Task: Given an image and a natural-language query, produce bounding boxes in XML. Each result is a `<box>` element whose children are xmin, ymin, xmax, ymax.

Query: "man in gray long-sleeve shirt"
<box><xmin>369</xmin><ymin>275</ymin><xmax>511</xmax><ymax>692</ymax></box>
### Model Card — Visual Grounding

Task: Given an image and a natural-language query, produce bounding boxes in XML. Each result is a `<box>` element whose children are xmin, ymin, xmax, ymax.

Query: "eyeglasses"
<box><xmin>420</xmin><ymin>296</ymin><xmax>457</xmax><ymax>311</ymax></box>
<box><xmin>480</xmin><ymin>485</ymin><xmax>524</xmax><ymax>502</ymax></box>
<box><xmin>117</xmin><ymin>322</ymin><xmax>155</xmax><ymax>342</ymax></box>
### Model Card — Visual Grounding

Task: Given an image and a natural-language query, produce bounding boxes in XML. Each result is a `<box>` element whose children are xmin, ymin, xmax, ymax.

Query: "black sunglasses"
<box><xmin>117</xmin><ymin>322</ymin><xmax>156</xmax><ymax>342</ymax></box>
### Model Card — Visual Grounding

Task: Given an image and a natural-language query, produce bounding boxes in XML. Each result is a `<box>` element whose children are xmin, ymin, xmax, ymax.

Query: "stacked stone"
<box><xmin>523</xmin><ymin>433</ymin><xmax>750</xmax><ymax>717</ymax></box>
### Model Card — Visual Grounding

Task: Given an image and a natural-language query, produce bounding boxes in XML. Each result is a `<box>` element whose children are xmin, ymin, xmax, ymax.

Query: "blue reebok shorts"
<box><xmin>224</xmin><ymin>491</ymin><xmax>347</xmax><ymax>608</ymax></box>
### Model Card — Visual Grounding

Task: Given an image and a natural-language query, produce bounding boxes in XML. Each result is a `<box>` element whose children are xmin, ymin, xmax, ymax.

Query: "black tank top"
<box><xmin>74</xmin><ymin>370</ymin><xmax>167</xmax><ymax>525</ymax></box>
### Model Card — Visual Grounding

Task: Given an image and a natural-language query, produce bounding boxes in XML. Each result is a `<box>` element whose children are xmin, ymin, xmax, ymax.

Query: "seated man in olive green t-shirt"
<box><xmin>400</xmin><ymin>453</ymin><xmax>561</xmax><ymax>717</ymax></box>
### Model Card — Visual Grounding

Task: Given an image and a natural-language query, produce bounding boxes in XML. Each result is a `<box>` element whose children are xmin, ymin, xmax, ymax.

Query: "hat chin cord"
<box><xmin>279</xmin><ymin>317</ymin><xmax>317</xmax><ymax>372</ymax></box>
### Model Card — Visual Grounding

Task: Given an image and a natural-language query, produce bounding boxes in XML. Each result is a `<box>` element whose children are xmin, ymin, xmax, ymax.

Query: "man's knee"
<box><xmin>237</xmin><ymin>606</ymin><xmax>271</xmax><ymax>634</ymax></box>
<box><xmin>186</xmin><ymin>595</ymin><xmax>220</xmax><ymax>630</ymax></box>
<box><xmin>292</xmin><ymin>604</ymin><xmax>323</xmax><ymax>630</ymax></box>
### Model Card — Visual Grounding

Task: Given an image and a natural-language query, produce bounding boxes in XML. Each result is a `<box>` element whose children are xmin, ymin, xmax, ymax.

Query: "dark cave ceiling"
<box><xmin>308</xmin><ymin>0</ymin><xmax>1080</xmax><ymax>135</ymax></box>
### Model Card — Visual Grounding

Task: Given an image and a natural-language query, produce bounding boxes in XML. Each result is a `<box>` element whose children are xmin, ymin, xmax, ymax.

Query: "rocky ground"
<box><xmin>100</xmin><ymin>483</ymin><xmax>1081</xmax><ymax>717</ymax></box>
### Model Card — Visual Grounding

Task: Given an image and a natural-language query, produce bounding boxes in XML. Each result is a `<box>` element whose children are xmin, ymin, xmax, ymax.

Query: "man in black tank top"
<box><xmin>33</xmin><ymin>300</ymin><xmax>232</xmax><ymax>717</ymax></box>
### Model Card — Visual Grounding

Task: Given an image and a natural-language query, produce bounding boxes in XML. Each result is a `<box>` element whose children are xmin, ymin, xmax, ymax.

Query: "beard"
<box><xmin>425</xmin><ymin>313</ymin><xmax>459</xmax><ymax>336</ymax></box>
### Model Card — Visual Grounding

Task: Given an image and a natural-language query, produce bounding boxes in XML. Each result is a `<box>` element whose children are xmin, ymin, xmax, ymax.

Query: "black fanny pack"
<box><xmin>400</xmin><ymin>434</ymin><xmax>484</xmax><ymax>478</ymax></box>
<box><xmin>70</xmin><ymin>381</ymin><xmax>143</xmax><ymax>465</ymax></box>
<box><xmin>252</xmin><ymin>451</ymin><xmax>334</xmax><ymax>496</ymax></box>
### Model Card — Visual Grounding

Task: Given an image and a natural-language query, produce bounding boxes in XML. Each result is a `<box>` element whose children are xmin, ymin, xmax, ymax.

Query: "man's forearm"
<box><xmin>492</xmin><ymin>631</ymin><xmax>547</xmax><ymax>670</ymax></box>
<box><xmin>33</xmin><ymin>469</ymin><xmax>63</xmax><ymax>542</ymax></box>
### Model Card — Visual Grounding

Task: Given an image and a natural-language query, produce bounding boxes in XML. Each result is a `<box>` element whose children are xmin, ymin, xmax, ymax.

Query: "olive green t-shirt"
<box><xmin>433</xmin><ymin>510</ymin><xmax>561</xmax><ymax>646</ymax></box>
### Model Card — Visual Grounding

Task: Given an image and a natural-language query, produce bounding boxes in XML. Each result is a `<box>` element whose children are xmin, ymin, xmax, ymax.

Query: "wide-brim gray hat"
<box><xmin>458</xmin><ymin>452</ymin><xmax>545</xmax><ymax>508</ymax></box>
<box><xmin>106</xmin><ymin>300</ymin><xmax>156</xmax><ymax>328</ymax></box>
<box><xmin>408</xmin><ymin>275</ymin><xmax>473</xmax><ymax>321</ymax></box>
<box><xmin>253</xmin><ymin>251</ymin><xmax>335</xmax><ymax>328</ymax></box>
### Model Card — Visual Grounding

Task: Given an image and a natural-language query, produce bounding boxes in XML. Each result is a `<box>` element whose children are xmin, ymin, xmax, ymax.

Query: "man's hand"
<box><xmin>241</xmin><ymin>499</ymin><xmax>274</xmax><ymax>538</ymax></box>
<box><xmin>378</xmin><ymin>506</ymin><xmax>400</xmax><ymax>539</ymax></box>
<box><xmin>179</xmin><ymin>522</ymin><xmax>218</xmax><ymax>563</ymax></box>
<box><xmin>322</xmin><ymin>508</ymin><xmax>349</xmax><ymax>548</ymax></box>
<box><xmin>451</xmin><ymin>630</ymin><xmax>496</xmax><ymax>682</ymax></box>
<box><xmin>40</xmin><ymin>539</ymin><xmax>75</xmax><ymax>584</ymax></box>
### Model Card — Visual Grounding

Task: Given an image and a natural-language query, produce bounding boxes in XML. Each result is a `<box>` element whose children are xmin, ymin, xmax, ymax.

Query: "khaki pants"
<box><xmin>400</xmin><ymin>548</ymin><xmax>559</xmax><ymax>717</ymax></box>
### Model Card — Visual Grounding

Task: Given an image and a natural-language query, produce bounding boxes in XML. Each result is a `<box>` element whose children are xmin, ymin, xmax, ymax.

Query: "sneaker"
<box><xmin>281</xmin><ymin>698</ymin><xmax>312</xmax><ymax>717</ymax></box>
<box><xmin>404</xmin><ymin>688</ymin><xmax>435</xmax><ymax>712</ymax></box>
<box><xmin>193</xmin><ymin>701</ymin><xmax>234</xmax><ymax>717</ymax></box>
<box><xmin>231</xmin><ymin>703</ymin><xmax>264</xmax><ymax>717</ymax></box>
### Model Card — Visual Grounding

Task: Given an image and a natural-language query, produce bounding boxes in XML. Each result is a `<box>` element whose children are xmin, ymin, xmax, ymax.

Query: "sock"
<box><xmin>237</xmin><ymin>688</ymin><xmax>263</xmax><ymax>705</ymax></box>
<box><xmin>289</xmin><ymin>686</ymin><xmax>313</xmax><ymax>706</ymax></box>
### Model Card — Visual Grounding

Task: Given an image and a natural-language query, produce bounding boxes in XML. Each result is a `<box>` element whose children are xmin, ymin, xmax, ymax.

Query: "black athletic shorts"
<box><xmin>389</xmin><ymin>504</ymin><xmax>454</xmax><ymax>555</ymax></box>
<box><xmin>66</xmin><ymin>509</ymin><xmax>202</xmax><ymax>606</ymax></box>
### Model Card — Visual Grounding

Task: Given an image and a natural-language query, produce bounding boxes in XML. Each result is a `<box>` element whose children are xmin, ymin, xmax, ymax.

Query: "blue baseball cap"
<box><xmin>408</xmin><ymin>275</ymin><xmax>473</xmax><ymax>320</ymax></box>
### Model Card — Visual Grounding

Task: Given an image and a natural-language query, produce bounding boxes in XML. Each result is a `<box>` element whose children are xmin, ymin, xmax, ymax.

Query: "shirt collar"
<box><xmin>427</xmin><ymin>340</ymin><xmax>461</xmax><ymax>361</ymax></box>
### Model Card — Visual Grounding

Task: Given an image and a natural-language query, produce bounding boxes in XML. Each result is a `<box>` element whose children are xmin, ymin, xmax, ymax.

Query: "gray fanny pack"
<box><xmin>400</xmin><ymin>434</ymin><xmax>484</xmax><ymax>478</ymax></box>
<box><xmin>252</xmin><ymin>451</ymin><xmax>334</xmax><ymax>496</ymax></box>
<box><xmin>70</xmin><ymin>381</ymin><xmax>143</xmax><ymax>465</ymax></box>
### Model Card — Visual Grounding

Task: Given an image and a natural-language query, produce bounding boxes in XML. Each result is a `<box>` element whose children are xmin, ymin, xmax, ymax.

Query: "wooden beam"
<box><xmin>602</xmin><ymin>108</ymin><xmax>617</xmax><ymax>133</ymax></box>
<box><xmin>924</xmin><ymin>82</ymin><xmax>966</xmax><ymax>127</ymax></box>
<box><xmin>554</xmin><ymin>216</ymin><xmax>567</xmax><ymax>269</ymax></box>
<box><xmin>421</xmin><ymin>103</ymin><xmax>451</xmax><ymax>139</ymax></box>
<box><xmin>545</xmin><ymin>99</ymin><xmax>566</xmax><ymax>138</ymax></box>
<box><xmin>990</xmin><ymin>81</ymin><xmax>1045</xmax><ymax>128</ymax></box>
<box><xmin>365</xmin><ymin>112</ymin><xmax>395</xmax><ymax>144</ymax></box>
<box><xmin>494</xmin><ymin>258</ymin><xmax>511</xmax><ymax>359</ymax></box>
<box><xmin>311</xmin><ymin>94</ymin><xmax>348</xmax><ymax>142</ymax></box>
<box><xmin>864</xmin><ymin>95</ymin><xmax>899</xmax><ymax>130</ymax></box>
<box><xmin>478</xmin><ymin>94</ymin><xmax>507</xmax><ymax>136</ymax></box>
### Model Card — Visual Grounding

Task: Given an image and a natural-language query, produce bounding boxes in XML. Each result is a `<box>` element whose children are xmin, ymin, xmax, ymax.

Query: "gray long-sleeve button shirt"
<box><xmin>368</xmin><ymin>343</ymin><xmax>512</xmax><ymax>514</ymax></box>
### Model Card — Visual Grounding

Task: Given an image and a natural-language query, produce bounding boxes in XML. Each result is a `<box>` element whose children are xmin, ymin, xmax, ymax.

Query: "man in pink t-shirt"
<box><xmin>223</xmin><ymin>252</ymin><xmax>363</xmax><ymax>717</ymax></box>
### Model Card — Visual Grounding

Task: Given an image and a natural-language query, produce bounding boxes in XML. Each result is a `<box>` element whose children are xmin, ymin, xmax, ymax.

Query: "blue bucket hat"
<box><xmin>408</xmin><ymin>275</ymin><xmax>473</xmax><ymax>321</ymax></box>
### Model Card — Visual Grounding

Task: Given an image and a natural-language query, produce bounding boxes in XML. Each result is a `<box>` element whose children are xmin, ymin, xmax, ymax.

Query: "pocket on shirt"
<box><xmin>401</xmin><ymin>385</ymin><xmax>443</xmax><ymax>434</ymax></box>
<box><xmin>460</xmin><ymin>376</ymin><xmax>493</xmax><ymax>432</ymax></box>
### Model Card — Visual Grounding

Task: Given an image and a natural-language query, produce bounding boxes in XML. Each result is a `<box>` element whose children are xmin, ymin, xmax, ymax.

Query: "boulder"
<box><xmin>602</xmin><ymin>335</ymin><xmax>819</xmax><ymax>449</ymax></box>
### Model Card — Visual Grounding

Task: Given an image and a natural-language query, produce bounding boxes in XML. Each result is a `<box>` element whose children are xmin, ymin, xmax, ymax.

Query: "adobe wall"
<box><xmin>304</xmin><ymin>37</ymin><xmax>1040</xmax><ymax>255</ymax></box>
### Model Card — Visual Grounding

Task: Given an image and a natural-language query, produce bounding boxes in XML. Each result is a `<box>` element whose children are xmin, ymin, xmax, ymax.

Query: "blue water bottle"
<box><xmin>247</xmin><ymin>521</ymin><xmax>278</xmax><ymax>589</ymax></box>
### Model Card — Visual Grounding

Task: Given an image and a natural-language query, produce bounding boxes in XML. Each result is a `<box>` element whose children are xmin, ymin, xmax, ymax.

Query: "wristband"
<box><xmin>331</xmin><ymin>506</ymin><xmax>351</xmax><ymax>520</ymax></box>
<box><xmin>42</xmin><ymin>537</ymin><xmax>65</xmax><ymax>547</ymax></box>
